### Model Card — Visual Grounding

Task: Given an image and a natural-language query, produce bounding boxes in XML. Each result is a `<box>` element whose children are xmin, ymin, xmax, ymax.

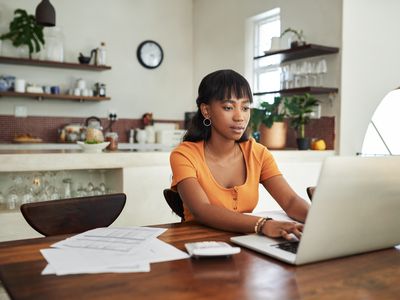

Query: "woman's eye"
<box><xmin>242</xmin><ymin>107</ymin><xmax>250</xmax><ymax>112</ymax></box>
<box><xmin>223</xmin><ymin>106</ymin><xmax>233</xmax><ymax>111</ymax></box>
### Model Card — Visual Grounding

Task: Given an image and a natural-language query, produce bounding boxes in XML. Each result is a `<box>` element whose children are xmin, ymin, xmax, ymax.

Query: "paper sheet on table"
<box><xmin>41</xmin><ymin>248</ymin><xmax>150</xmax><ymax>275</ymax></box>
<box><xmin>41</xmin><ymin>237</ymin><xmax>189</xmax><ymax>275</ymax></box>
<box><xmin>51</xmin><ymin>226</ymin><xmax>167</xmax><ymax>253</ymax></box>
<box><xmin>251</xmin><ymin>210</ymin><xmax>296</xmax><ymax>222</ymax></box>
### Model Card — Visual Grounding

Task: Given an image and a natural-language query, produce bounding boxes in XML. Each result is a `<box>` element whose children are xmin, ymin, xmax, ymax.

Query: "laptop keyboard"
<box><xmin>273</xmin><ymin>241</ymin><xmax>299</xmax><ymax>254</ymax></box>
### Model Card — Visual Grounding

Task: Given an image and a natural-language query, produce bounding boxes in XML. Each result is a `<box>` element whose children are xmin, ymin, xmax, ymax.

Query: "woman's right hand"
<box><xmin>262</xmin><ymin>220</ymin><xmax>304</xmax><ymax>240</ymax></box>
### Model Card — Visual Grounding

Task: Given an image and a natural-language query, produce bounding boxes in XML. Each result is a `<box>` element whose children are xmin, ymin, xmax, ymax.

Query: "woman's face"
<box><xmin>201</xmin><ymin>97</ymin><xmax>251</xmax><ymax>141</ymax></box>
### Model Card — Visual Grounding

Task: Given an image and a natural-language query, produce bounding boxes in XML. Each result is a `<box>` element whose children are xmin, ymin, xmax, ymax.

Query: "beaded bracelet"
<box><xmin>254</xmin><ymin>217</ymin><xmax>264</xmax><ymax>234</ymax></box>
<box><xmin>257</xmin><ymin>217</ymin><xmax>273</xmax><ymax>235</ymax></box>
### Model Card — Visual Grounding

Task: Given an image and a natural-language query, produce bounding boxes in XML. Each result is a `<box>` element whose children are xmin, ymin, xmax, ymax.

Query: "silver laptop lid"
<box><xmin>296</xmin><ymin>156</ymin><xmax>400</xmax><ymax>265</ymax></box>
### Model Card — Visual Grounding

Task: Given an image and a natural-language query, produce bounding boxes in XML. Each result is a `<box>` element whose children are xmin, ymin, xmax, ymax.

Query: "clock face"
<box><xmin>137</xmin><ymin>40</ymin><xmax>164</xmax><ymax>69</ymax></box>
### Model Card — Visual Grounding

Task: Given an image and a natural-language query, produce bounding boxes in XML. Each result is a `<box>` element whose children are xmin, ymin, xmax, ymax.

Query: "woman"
<box><xmin>170</xmin><ymin>69</ymin><xmax>310</xmax><ymax>240</ymax></box>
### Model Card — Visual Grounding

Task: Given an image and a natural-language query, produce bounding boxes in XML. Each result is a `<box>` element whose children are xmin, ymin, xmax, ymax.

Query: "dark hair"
<box><xmin>183</xmin><ymin>69</ymin><xmax>253</xmax><ymax>142</ymax></box>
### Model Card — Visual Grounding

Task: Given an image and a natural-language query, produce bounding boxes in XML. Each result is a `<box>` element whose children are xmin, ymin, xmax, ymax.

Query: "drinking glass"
<box><xmin>0</xmin><ymin>191</ymin><xmax>6</xmax><ymax>210</ymax></box>
<box><xmin>316</xmin><ymin>59</ymin><xmax>328</xmax><ymax>86</ymax></box>
<box><xmin>6</xmin><ymin>188</ymin><xmax>19</xmax><ymax>210</ymax></box>
<box><xmin>62</xmin><ymin>178</ymin><xmax>72</xmax><ymax>199</ymax></box>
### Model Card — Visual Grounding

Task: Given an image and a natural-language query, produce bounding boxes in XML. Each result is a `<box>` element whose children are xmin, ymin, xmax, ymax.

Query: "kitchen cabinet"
<box><xmin>253</xmin><ymin>43</ymin><xmax>339</xmax><ymax>96</ymax></box>
<box><xmin>0</xmin><ymin>149</ymin><xmax>334</xmax><ymax>242</ymax></box>
<box><xmin>0</xmin><ymin>55</ymin><xmax>111</xmax><ymax>102</ymax></box>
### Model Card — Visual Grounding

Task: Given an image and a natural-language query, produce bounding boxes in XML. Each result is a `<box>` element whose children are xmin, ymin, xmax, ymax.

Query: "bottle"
<box><xmin>96</xmin><ymin>42</ymin><xmax>106</xmax><ymax>66</ymax></box>
<box><xmin>105</xmin><ymin>132</ymin><xmax>118</xmax><ymax>151</ymax></box>
<box><xmin>129</xmin><ymin>129</ymin><xmax>134</xmax><ymax>144</ymax></box>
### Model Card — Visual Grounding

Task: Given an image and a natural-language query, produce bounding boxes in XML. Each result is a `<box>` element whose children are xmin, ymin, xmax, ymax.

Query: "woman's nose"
<box><xmin>233</xmin><ymin>108</ymin><xmax>245</xmax><ymax>121</ymax></box>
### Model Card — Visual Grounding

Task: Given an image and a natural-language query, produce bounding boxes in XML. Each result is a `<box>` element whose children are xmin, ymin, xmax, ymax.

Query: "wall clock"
<box><xmin>136</xmin><ymin>40</ymin><xmax>164</xmax><ymax>69</ymax></box>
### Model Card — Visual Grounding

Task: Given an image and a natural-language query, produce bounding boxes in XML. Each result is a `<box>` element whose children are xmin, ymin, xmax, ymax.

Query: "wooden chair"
<box><xmin>163</xmin><ymin>189</ymin><xmax>185</xmax><ymax>222</ymax></box>
<box><xmin>20</xmin><ymin>193</ymin><xmax>126</xmax><ymax>236</ymax></box>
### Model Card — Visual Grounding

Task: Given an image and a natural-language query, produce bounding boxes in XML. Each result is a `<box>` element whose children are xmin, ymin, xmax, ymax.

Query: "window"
<box><xmin>361</xmin><ymin>89</ymin><xmax>400</xmax><ymax>155</ymax></box>
<box><xmin>253</xmin><ymin>8</ymin><xmax>281</xmax><ymax>106</ymax></box>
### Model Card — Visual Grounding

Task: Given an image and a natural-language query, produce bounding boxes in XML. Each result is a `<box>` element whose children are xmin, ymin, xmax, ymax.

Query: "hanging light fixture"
<box><xmin>35</xmin><ymin>0</ymin><xmax>56</xmax><ymax>27</ymax></box>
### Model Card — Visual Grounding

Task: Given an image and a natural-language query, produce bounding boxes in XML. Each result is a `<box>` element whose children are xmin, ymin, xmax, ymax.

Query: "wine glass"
<box><xmin>0</xmin><ymin>191</ymin><xmax>5</xmax><ymax>209</ymax></box>
<box><xmin>6</xmin><ymin>187</ymin><xmax>19</xmax><ymax>210</ymax></box>
<box><xmin>316</xmin><ymin>59</ymin><xmax>327</xmax><ymax>86</ymax></box>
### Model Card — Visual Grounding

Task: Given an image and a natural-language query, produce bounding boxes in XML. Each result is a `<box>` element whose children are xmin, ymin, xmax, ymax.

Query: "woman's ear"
<box><xmin>200</xmin><ymin>103</ymin><xmax>210</xmax><ymax>119</ymax></box>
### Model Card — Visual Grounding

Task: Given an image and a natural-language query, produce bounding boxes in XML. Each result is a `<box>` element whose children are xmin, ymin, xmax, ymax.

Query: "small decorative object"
<box><xmin>78</xmin><ymin>48</ymin><xmax>97</xmax><ymax>64</ymax></box>
<box><xmin>96</xmin><ymin>42</ymin><xmax>107</xmax><ymax>66</ymax></box>
<box><xmin>105</xmin><ymin>132</ymin><xmax>118</xmax><ymax>151</ymax></box>
<box><xmin>94</xmin><ymin>82</ymin><xmax>106</xmax><ymax>97</ymax></box>
<box><xmin>142</xmin><ymin>112</ymin><xmax>154</xmax><ymax>127</ymax></box>
<box><xmin>284</xmin><ymin>93</ymin><xmax>319</xmax><ymax>150</ymax></box>
<box><xmin>137</xmin><ymin>40</ymin><xmax>163</xmax><ymax>69</ymax></box>
<box><xmin>0</xmin><ymin>9</ymin><xmax>45</xmax><ymax>59</ymax></box>
<box><xmin>280</xmin><ymin>27</ymin><xmax>306</xmax><ymax>49</ymax></box>
<box><xmin>252</xmin><ymin>97</ymin><xmax>288</xmax><ymax>149</ymax></box>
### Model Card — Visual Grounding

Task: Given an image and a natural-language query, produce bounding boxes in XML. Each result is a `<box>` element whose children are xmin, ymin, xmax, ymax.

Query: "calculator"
<box><xmin>184</xmin><ymin>241</ymin><xmax>241</xmax><ymax>258</ymax></box>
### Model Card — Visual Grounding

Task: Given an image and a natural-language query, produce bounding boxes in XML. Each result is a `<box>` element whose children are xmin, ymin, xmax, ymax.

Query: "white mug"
<box><xmin>135</xmin><ymin>129</ymin><xmax>147</xmax><ymax>144</ymax></box>
<box><xmin>145</xmin><ymin>126</ymin><xmax>156</xmax><ymax>144</ymax></box>
<box><xmin>270</xmin><ymin>37</ymin><xmax>281</xmax><ymax>51</ymax></box>
<box><xmin>14</xmin><ymin>79</ymin><xmax>26</xmax><ymax>93</ymax></box>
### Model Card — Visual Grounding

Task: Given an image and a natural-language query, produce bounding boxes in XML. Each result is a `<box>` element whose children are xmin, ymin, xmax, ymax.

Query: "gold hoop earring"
<box><xmin>203</xmin><ymin>118</ymin><xmax>211</xmax><ymax>127</ymax></box>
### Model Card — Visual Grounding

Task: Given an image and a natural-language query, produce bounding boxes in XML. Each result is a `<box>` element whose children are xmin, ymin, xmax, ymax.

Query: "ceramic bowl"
<box><xmin>78</xmin><ymin>56</ymin><xmax>91</xmax><ymax>64</ymax></box>
<box><xmin>77</xmin><ymin>141</ymin><xmax>109</xmax><ymax>153</ymax></box>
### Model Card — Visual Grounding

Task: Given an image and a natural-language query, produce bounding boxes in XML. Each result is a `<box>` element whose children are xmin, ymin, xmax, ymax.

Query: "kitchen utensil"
<box><xmin>135</xmin><ymin>129</ymin><xmax>147</xmax><ymax>144</ymax></box>
<box><xmin>77</xmin><ymin>141</ymin><xmax>110</xmax><ymax>153</ymax></box>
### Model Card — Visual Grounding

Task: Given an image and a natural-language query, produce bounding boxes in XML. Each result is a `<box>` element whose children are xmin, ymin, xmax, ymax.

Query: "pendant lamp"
<box><xmin>35</xmin><ymin>0</ymin><xmax>56</xmax><ymax>27</ymax></box>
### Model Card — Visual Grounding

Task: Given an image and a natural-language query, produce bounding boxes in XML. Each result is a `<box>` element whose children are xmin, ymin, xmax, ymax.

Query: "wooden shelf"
<box><xmin>0</xmin><ymin>56</ymin><xmax>111</xmax><ymax>71</ymax></box>
<box><xmin>254</xmin><ymin>44</ymin><xmax>339</xmax><ymax>63</ymax></box>
<box><xmin>0</xmin><ymin>91</ymin><xmax>110</xmax><ymax>102</ymax></box>
<box><xmin>253</xmin><ymin>87</ymin><xmax>338</xmax><ymax>96</ymax></box>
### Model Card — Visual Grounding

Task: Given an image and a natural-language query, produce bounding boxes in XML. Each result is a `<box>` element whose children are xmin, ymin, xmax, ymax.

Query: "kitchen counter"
<box><xmin>0</xmin><ymin>148</ymin><xmax>335</xmax><ymax>172</ymax></box>
<box><xmin>0</xmin><ymin>147</ymin><xmax>334</xmax><ymax>242</ymax></box>
<box><xmin>0</xmin><ymin>143</ymin><xmax>174</xmax><ymax>152</ymax></box>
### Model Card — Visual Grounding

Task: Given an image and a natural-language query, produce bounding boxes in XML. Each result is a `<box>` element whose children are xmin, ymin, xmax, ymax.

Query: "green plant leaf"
<box><xmin>1</xmin><ymin>9</ymin><xmax>45</xmax><ymax>55</ymax></box>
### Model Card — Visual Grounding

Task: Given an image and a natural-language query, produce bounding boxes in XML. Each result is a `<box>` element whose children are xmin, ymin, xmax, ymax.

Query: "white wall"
<box><xmin>0</xmin><ymin>0</ymin><xmax>194</xmax><ymax>120</ymax></box>
<box><xmin>193</xmin><ymin>0</ymin><xmax>342</xmax><ymax>85</ymax></box>
<box><xmin>340</xmin><ymin>0</ymin><xmax>400</xmax><ymax>155</ymax></box>
<box><xmin>193</xmin><ymin>0</ymin><xmax>342</xmax><ymax>148</ymax></box>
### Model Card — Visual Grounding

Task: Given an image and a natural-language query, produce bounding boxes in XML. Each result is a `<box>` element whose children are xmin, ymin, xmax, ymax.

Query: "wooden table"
<box><xmin>0</xmin><ymin>222</ymin><xmax>399</xmax><ymax>300</ymax></box>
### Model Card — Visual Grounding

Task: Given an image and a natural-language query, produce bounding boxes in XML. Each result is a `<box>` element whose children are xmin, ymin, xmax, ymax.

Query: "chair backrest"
<box><xmin>163</xmin><ymin>189</ymin><xmax>185</xmax><ymax>222</ymax></box>
<box><xmin>20</xmin><ymin>193</ymin><xmax>126</xmax><ymax>236</ymax></box>
<box><xmin>306</xmin><ymin>186</ymin><xmax>315</xmax><ymax>201</ymax></box>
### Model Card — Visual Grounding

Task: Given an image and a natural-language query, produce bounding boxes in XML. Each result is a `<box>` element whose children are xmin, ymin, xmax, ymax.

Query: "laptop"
<box><xmin>231</xmin><ymin>156</ymin><xmax>400</xmax><ymax>265</ymax></box>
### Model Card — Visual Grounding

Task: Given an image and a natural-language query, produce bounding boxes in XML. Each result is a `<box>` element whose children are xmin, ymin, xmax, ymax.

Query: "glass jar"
<box><xmin>44</xmin><ymin>27</ymin><xmax>64</xmax><ymax>62</ymax></box>
<box><xmin>105</xmin><ymin>132</ymin><xmax>118</xmax><ymax>151</ymax></box>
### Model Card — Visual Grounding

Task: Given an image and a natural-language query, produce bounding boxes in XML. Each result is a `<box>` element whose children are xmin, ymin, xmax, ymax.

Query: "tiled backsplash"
<box><xmin>0</xmin><ymin>115</ymin><xmax>334</xmax><ymax>149</ymax></box>
<box><xmin>0</xmin><ymin>115</ymin><xmax>183</xmax><ymax>143</ymax></box>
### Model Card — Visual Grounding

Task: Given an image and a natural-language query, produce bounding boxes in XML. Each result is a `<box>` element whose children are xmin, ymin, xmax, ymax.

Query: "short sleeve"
<box><xmin>170</xmin><ymin>150</ymin><xmax>197</xmax><ymax>190</ymax></box>
<box><xmin>259</xmin><ymin>147</ymin><xmax>281</xmax><ymax>182</ymax></box>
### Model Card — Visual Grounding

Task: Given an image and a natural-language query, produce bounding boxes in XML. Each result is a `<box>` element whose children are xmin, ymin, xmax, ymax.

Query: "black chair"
<box><xmin>20</xmin><ymin>193</ymin><xmax>126</xmax><ymax>236</ymax></box>
<box><xmin>163</xmin><ymin>189</ymin><xmax>185</xmax><ymax>222</ymax></box>
<box><xmin>306</xmin><ymin>186</ymin><xmax>315</xmax><ymax>201</ymax></box>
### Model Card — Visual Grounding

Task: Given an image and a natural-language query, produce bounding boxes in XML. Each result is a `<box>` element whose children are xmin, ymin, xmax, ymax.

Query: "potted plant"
<box><xmin>253</xmin><ymin>96</ymin><xmax>288</xmax><ymax>149</ymax></box>
<box><xmin>280</xmin><ymin>27</ymin><xmax>306</xmax><ymax>48</ymax></box>
<box><xmin>284</xmin><ymin>93</ymin><xmax>319</xmax><ymax>150</ymax></box>
<box><xmin>0</xmin><ymin>9</ymin><xmax>45</xmax><ymax>59</ymax></box>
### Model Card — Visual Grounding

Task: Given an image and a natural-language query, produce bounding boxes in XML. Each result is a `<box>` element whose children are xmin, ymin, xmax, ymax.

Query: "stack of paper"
<box><xmin>40</xmin><ymin>226</ymin><xmax>189</xmax><ymax>275</ymax></box>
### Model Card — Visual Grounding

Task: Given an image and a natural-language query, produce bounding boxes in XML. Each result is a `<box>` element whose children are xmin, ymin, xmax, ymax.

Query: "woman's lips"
<box><xmin>230</xmin><ymin>126</ymin><xmax>245</xmax><ymax>134</ymax></box>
